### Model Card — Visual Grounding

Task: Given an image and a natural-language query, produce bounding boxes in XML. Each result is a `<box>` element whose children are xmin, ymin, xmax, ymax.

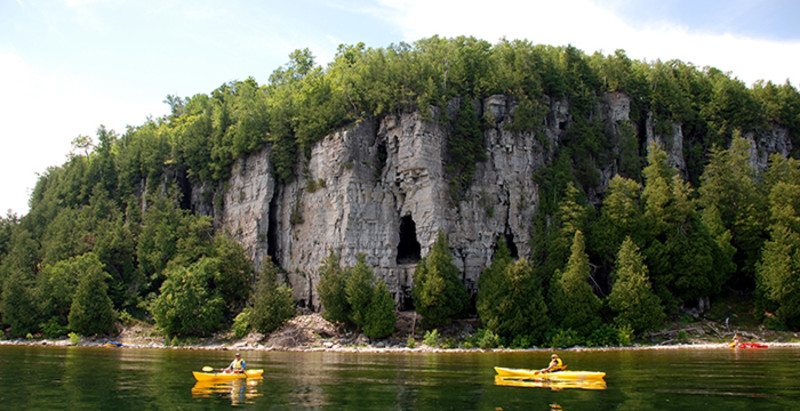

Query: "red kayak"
<box><xmin>730</xmin><ymin>342</ymin><xmax>768</xmax><ymax>349</ymax></box>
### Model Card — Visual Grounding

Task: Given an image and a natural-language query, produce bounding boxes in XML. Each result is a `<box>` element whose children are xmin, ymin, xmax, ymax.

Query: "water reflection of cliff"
<box><xmin>191</xmin><ymin>378</ymin><xmax>263</xmax><ymax>405</ymax></box>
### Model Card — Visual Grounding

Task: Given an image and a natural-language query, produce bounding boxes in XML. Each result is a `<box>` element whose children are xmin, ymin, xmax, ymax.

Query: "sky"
<box><xmin>2</xmin><ymin>0</ymin><xmax>799</xmax><ymax>216</ymax></box>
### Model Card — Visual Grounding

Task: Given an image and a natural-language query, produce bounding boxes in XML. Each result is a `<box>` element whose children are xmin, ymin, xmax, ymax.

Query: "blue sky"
<box><xmin>2</xmin><ymin>0</ymin><xmax>799</xmax><ymax>215</ymax></box>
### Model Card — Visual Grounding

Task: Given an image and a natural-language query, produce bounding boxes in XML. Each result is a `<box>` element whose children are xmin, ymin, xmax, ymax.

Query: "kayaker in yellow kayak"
<box><xmin>541</xmin><ymin>354</ymin><xmax>566</xmax><ymax>373</ymax></box>
<box><xmin>225</xmin><ymin>353</ymin><xmax>246</xmax><ymax>374</ymax></box>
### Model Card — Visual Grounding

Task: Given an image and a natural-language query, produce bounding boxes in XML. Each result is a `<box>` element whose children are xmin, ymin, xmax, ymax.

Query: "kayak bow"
<box><xmin>192</xmin><ymin>369</ymin><xmax>264</xmax><ymax>381</ymax></box>
<box><xmin>494</xmin><ymin>366</ymin><xmax>605</xmax><ymax>380</ymax></box>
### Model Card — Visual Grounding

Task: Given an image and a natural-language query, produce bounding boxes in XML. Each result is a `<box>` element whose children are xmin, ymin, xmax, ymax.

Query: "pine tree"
<box><xmin>251</xmin><ymin>259</ymin><xmax>296</xmax><ymax>334</ymax></box>
<box><xmin>476</xmin><ymin>239</ymin><xmax>513</xmax><ymax>331</ymax></box>
<box><xmin>698</xmin><ymin>133</ymin><xmax>768</xmax><ymax>289</ymax></box>
<box><xmin>363</xmin><ymin>278</ymin><xmax>397</xmax><ymax>339</ymax></box>
<box><xmin>317</xmin><ymin>249</ymin><xmax>349</xmax><ymax>324</ymax></box>
<box><xmin>345</xmin><ymin>254</ymin><xmax>375</xmax><ymax>329</ymax></box>
<box><xmin>608</xmin><ymin>237</ymin><xmax>665</xmax><ymax>333</ymax></box>
<box><xmin>412</xmin><ymin>232</ymin><xmax>468</xmax><ymax>326</ymax></box>
<box><xmin>492</xmin><ymin>259</ymin><xmax>549</xmax><ymax>343</ymax></box>
<box><xmin>1</xmin><ymin>269</ymin><xmax>38</xmax><ymax>337</ymax></box>
<box><xmin>68</xmin><ymin>253</ymin><xmax>116</xmax><ymax>336</ymax></box>
<box><xmin>558</xmin><ymin>230</ymin><xmax>601</xmax><ymax>335</ymax></box>
<box><xmin>756</xmin><ymin>182</ymin><xmax>800</xmax><ymax>326</ymax></box>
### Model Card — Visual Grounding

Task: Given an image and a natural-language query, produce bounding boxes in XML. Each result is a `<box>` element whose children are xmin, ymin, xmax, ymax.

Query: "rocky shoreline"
<box><xmin>3</xmin><ymin>313</ymin><xmax>798</xmax><ymax>353</ymax></box>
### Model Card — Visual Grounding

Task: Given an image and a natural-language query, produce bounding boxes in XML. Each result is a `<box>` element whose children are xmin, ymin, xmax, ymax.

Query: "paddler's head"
<box><xmin>551</xmin><ymin>354</ymin><xmax>559</xmax><ymax>359</ymax></box>
<box><xmin>235</xmin><ymin>353</ymin><xmax>241</xmax><ymax>358</ymax></box>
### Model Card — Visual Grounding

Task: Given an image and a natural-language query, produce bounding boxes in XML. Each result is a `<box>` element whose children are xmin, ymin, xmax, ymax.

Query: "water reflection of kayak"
<box><xmin>104</xmin><ymin>341</ymin><xmax>138</xmax><ymax>348</ymax></box>
<box><xmin>192</xmin><ymin>369</ymin><xmax>264</xmax><ymax>381</ymax></box>
<box><xmin>494</xmin><ymin>366</ymin><xmax>606</xmax><ymax>380</ymax></box>
<box><xmin>494</xmin><ymin>376</ymin><xmax>607</xmax><ymax>390</ymax></box>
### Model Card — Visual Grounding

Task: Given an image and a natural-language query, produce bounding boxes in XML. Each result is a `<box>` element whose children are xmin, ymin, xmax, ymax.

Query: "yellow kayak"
<box><xmin>192</xmin><ymin>369</ymin><xmax>264</xmax><ymax>381</ymax></box>
<box><xmin>494</xmin><ymin>366</ymin><xmax>605</xmax><ymax>380</ymax></box>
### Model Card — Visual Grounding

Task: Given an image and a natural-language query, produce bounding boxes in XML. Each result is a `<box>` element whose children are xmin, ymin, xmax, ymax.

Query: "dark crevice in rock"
<box><xmin>396</xmin><ymin>215</ymin><xmax>421</xmax><ymax>264</ymax></box>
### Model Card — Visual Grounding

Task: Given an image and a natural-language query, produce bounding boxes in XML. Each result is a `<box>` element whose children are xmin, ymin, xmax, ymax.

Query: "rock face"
<box><xmin>201</xmin><ymin>92</ymin><xmax>791</xmax><ymax>310</ymax></box>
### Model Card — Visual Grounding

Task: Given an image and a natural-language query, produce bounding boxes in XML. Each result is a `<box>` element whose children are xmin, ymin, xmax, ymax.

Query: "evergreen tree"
<box><xmin>412</xmin><ymin>232</ymin><xmax>468</xmax><ymax>326</ymax></box>
<box><xmin>698</xmin><ymin>133</ymin><xmax>768</xmax><ymax>290</ymax></box>
<box><xmin>608</xmin><ymin>237</ymin><xmax>665</xmax><ymax>333</ymax></box>
<box><xmin>641</xmin><ymin>143</ymin><xmax>731</xmax><ymax>310</ymax></box>
<box><xmin>251</xmin><ymin>258</ymin><xmax>296</xmax><ymax>334</ymax></box>
<box><xmin>477</xmin><ymin>239</ymin><xmax>513</xmax><ymax>330</ymax></box>
<box><xmin>756</xmin><ymin>182</ymin><xmax>800</xmax><ymax>327</ymax></box>
<box><xmin>68</xmin><ymin>253</ymin><xmax>116</xmax><ymax>336</ymax></box>
<box><xmin>491</xmin><ymin>258</ymin><xmax>549</xmax><ymax>343</ymax></box>
<box><xmin>345</xmin><ymin>254</ymin><xmax>375</xmax><ymax>329</ymax></box>
<box><xmin>363</xmin><ymin>277</ymin><xmax>397</xmax><ymax>339</ymax></box>
<box><xmin>557</xmin><ymin>230</ymin><xmax>601</xmax><ymax>335</ymax></box>
<box><xmin>317</xmin><ymin>249</ymin><xmax>350</xmax><ymax>324</ymax></box>
<box><xmin>1</xmin><ymin>269</ymin><xmax>38</xmax><ymax>337</ymax></box>
<box><xmin>149</xmin><ymin>258</ymin><xmax>226</xmax><ymax>336</ymax></box>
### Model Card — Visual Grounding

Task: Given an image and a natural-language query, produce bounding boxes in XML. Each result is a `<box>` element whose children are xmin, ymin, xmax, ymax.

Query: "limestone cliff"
<box><xmin>198</xmin><ymin>92</ymin><xmax>791</xmax><ymax>310</ymax></box>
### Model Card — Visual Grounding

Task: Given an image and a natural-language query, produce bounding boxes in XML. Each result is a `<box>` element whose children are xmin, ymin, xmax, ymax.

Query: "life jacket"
<box><xmin>231</xmin><ymin>358</ymin><xmax>245</xmax><ymax>370</ymax></box>
<box><xmin>550</xmin><ymin>357</ymin><xmax>565</xmax><ymax>371</ymax></box>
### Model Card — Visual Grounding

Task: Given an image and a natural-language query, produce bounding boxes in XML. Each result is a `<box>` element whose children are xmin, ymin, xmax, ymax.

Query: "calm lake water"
<box><xmin>0</xmin><ymin>344</ymin><xmax>798</xmax><ymax>409</ymax></box>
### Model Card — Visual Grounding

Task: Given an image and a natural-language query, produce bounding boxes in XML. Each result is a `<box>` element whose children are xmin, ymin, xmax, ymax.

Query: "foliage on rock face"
<box><xmin>412</xmin><ymin>232</ymin><xmax>469</xmax><ymax>326</ymax></box>
<box><xmin>608</xmin><ymin>237</ymin><xmax>665</xmax><ymax>333</ymax></box>
<box><xmin>250</xmin><ymin>257</ymin><xmax>296</xmax><ymax>334</ymax></box>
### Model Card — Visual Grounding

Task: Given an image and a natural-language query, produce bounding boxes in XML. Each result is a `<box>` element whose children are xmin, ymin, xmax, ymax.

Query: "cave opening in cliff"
<box><xmin>396</xmin><ymin>215</ymin><xmax>421</xmax><ymax>264</ymax></box>
<box><xmin>504</xmin><ymin>233</ymin><xmax>519</xmax><ymax>259</ymax></box>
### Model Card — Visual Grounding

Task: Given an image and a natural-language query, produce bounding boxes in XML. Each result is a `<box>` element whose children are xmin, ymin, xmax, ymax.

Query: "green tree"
<box><xmin>68</xmin><ymin>253</ymin><xmax>116</xmax><ymax>336</ymax></box>
<box><xmin>756</xmin><ymin>182</ymin><xmax>800</xmax><ymax>327</ymax></box>
<box><xmin>556</xmin><ymin>230</ymin><xmax>601</xmax><ymax>335</ymax></box>
<box><xmin>344</xmin><ymin>254</ymin><xmax>375</xmax><ymax>329</ymax></box>
<box><xmin>317</xmin><ymin>249</ymin><xmax>350</xmax><ymax>324</ymax></box>
<box><xmin>149</xmin><ymin>258</ymin><xmax>226</xmax><ymax>337</ymax></box>
<box><xmin>412</xmin><ymin>232</ymin><xmax>468</xmax><ymax>326</ymax></box>
<box><xmin>1</xmin><ymin>269</ymin><xmax>38</xmax><ymax>337</ymax></box>
<box><xmin>486</xmin><ymin>258</ymin><xmax>549</xmax><ymax>343</ymax></box>
<box><xmin>476</xmin><ymin>239</ymin><xmax>513</xmax><ymax>331</ymax></box>
<box><xmin>642</xmin><ymin>143</ymin><xmax>731</xmax><ymax>309</ymax></box>
<box><xmin>698</xmin><ymin>133</ymin><xmax>767</xmax><ymax>290</ymax></box>
<box><xmin>608</xmin><ymin>237</ymin><xmax>665</xmax><ymax>333</ymax></box>
<box><xmin>251</xmin><ymin>258</ymin><xmax>296</xmax><ymax>334</ymax></box>
<box><xmin>363</xmin><ymin>277</ymin><xmax>397</xmax><ymax>339</ymax></box>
